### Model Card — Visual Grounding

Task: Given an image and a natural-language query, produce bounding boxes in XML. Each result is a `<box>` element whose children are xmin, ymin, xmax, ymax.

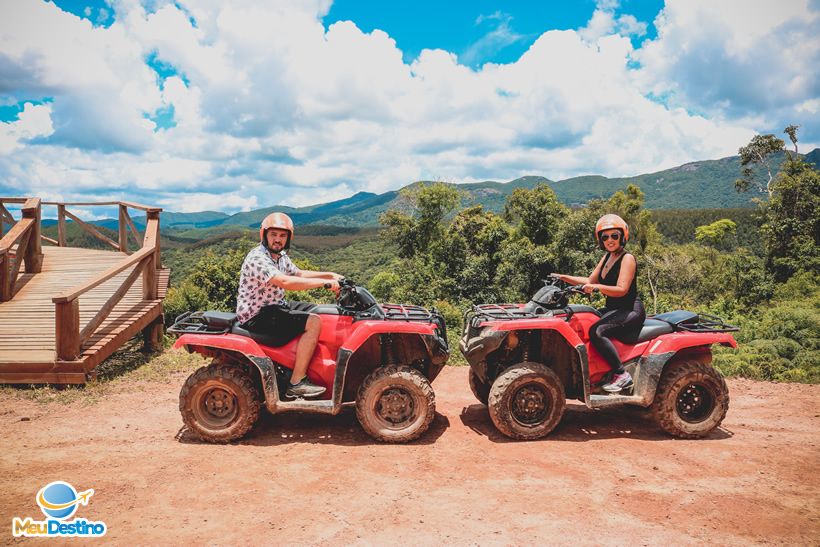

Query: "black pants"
<box><xmin>241</xmin><ymin>301</ymin><xmax>316</xmax><ymax>347</ymax></box>
<box><xmin>589</xmin><ymin>299</ymin><xmax>646</xmax><ymax>374</ymax></box>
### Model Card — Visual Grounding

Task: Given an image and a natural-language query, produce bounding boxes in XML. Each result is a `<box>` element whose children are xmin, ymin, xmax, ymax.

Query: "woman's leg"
<box><xmin>589</xmin><ymin>310</ymin><xmax>630</xmax><ymax>373</ymax></box>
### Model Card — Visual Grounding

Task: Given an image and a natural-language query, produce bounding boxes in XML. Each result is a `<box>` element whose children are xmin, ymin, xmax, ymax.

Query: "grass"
<box><xmin>0</xmin><ymin>336</ymin><xmax>207</xmax><ymax>406</ymax></box>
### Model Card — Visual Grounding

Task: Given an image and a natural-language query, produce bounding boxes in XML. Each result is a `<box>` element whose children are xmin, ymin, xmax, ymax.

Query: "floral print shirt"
<box><xmin>236</xmin><ymin>244</ymin><xmax>300</xmax><ymax>324</ymax></box>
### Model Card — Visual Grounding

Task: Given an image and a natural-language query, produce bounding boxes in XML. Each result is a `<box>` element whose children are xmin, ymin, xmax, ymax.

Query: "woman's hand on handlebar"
<box><xmin>580</xmin><ymin>284</ymin><xmax>600</xmax><ymax>295</ymax></box>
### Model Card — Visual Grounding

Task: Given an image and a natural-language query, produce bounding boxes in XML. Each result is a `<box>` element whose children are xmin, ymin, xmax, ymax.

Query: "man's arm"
<box><xmin>269</xmin><ymin>274</ymin><xmax>340</xmax><ymax>294</ymax></box>
<box><xmin>296</xmin><ymin>270</ymin><xmax>344</xmax><ymax>281</ymax></box>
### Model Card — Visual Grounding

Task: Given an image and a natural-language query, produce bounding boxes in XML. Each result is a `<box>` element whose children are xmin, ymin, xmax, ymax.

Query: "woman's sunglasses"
<box><xmin>601</xmin><ymin>233</ymin><xmax>621</xmax><ymax>242</ymax></box>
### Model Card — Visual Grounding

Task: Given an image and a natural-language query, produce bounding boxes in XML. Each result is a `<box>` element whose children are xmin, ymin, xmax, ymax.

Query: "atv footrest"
<box><xmin>275</xmin><ymin>399</ymin><xmax>335</xmax><ymax>414</ymax></box>
<box><xmin>589</xmin><ymin>394</ymin><xmax>646</xmax><ymax>408</ymax></box>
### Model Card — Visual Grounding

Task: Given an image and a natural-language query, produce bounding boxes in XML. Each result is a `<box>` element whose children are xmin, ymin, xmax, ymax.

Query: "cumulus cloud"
<box><xmin>0</xmin><ymin>102</ymin><xmax>54</xmax><ymax>154</ymax></box>
<box><xmin>0</xmin><ymin>0</ymin><xmax>815</xmax><ymax>214</ymax></box>
<box><xmin>578</xmin><ymin>3</ymin><xmax>648</xmax><ymax>43</ymax></box>
<box><xmin>635</xmin><ymin>0</ymin><xmax>820</xmax><ymax>137</ymax></box>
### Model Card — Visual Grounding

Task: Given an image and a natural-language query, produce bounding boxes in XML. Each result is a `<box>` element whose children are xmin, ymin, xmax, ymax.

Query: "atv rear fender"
<box><xmin>616</xmin><ymin>333</ymin><xmax>738</xmax><ymax>408</ymax></box>
<box><xmin>174</xmin><ymin>332</ymin><xmax>268</xmax><ymax>358</ymax></box>
<box><xmin>174</xmin><ymin>333</ymin><xmax>355</xmax><ymax>415</ymax></box>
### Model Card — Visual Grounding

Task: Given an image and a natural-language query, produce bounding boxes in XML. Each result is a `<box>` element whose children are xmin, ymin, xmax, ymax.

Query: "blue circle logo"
<box><xmin>37</xmin><ymin>481</ymin><xmax>82</xmax><ymax>520</ymax></box>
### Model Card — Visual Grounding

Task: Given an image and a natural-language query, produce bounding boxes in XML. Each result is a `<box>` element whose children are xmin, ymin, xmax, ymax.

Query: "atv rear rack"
<box><xmin>673</xmin><ymin>313</ymin><xmax>739</xmax><ymax>333</ymax></box>
<box><xmin>167</xmin><ymin>311</ymin><xmax>231</xmax><ymax>335</ymax></box>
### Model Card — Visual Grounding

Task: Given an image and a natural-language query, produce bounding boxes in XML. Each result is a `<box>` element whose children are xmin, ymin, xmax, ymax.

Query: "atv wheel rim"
<box><xmin>375</xmin><ymin>388</ymin><xmax>416</xmax><ymax>428</ymax></box>
<box><xmin>512</xmin><ymin>383</ymin><xmax>549</xmax><ymax>426</ymax></box>
<box><xmin>195</xmin><ymin>387</ymin><xmax>238</xmax><ymax>429</ymax></box>
<box><xmin>676</xmin><ymin>383</ymin><xmax>714</xmax><ymax>423</ymax></box>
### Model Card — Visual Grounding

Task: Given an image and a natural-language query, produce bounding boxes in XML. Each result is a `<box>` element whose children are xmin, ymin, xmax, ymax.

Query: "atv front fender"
<box><xmin>460</xmin><ymin>329</ymin><xmax>508</xmax><ymax>384</ymax></box>
<box><xmin>342</xmin><ymin>321</ymin><xmax>449</xmax><ymax>380</ymax></box>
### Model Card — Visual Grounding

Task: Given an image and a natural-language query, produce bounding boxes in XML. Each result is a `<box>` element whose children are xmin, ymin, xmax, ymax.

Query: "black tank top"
<box><xmin>600</xmin><ymin>252</ymin><xmax>638</xmax><ymax>310</ymax></box>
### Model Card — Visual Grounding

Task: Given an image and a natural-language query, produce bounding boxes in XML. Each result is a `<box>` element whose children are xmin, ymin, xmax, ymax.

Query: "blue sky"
<box><xmin>325</xmin><ymin>0</ymin><xmax>663</xmax><ymax>66</ymax></box>
<box><xmin>0</xmin><ymin>0</ymin><xmax>817</xmax><ymax>214</ymax></box>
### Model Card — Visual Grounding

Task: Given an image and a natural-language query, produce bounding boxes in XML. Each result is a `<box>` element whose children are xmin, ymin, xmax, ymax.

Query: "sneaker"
<box><xmin>603</xmin><ymin>371</ymin><xmax>633</xmax><ymax>393</ymax></box>
<box><xmin>286</xmin><ymin>377</ymin><xmax>326</xmax><ymax>398</ymax></box>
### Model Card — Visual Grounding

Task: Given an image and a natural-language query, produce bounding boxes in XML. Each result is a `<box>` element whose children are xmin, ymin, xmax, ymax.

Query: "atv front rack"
<box><xmin>381</xmin><ymin>303</ymin><xmax>448</xmax><ymax>343</ymax></box>
<box><xmin>167</xmin><ymin>311</ymin><xmax>231</xmax><ymax>335</ymax></box>
<box><xmin>381</xmin><ymin>303</ymin><xmax>437</xmax><ymax>322</ymax></box>
<box><xmin>464</xmin><ymin>304</ymin><xmax>540</xmax><ymax>327</ymax></box>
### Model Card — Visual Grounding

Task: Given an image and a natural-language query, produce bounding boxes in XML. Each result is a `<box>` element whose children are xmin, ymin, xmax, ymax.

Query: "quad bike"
<box><xmin>460</xmin><ymin>279</ymin><xmax>738</xmax><ymax>440</ymax></box>
<box><xmin>169</xmin><ymin>279</ymin><xmax>448</xmax><ymax>443</ymax></box>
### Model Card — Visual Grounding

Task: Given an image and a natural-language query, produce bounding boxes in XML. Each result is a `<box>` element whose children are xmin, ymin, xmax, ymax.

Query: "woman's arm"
<box><xmin>583</xmin><ymin>254</ymin><xmax>636</xmax><ymax>297</ymax></box>
<box><xmin>556</xmin><ymin>255</ymin><xmax>606</xmax><ymax>285</ymax></box>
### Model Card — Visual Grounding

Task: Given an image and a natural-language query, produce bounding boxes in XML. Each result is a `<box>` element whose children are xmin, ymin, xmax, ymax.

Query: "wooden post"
<box><xmin>55</xmin><ymin>299</ymin><xmax>81</xmax><ymax>361</ymax></box>
<box><xmin>118</xmin><ymin>204</ymin><xmax>127</xmax><ymax>253</ymax></box>
<box><xmin>142</xmin><ymin>316</ymin><xmax>164</xmax><ymax>352</ymax></box>
<box><xmin>22</xmin><ymin>198</ymin><xmax>42</xmax><ymax>273</ymax></box>
<box><xmin>57</xmin><ymin>204</ymin><xmax>66</xmax><ymax>247</ymax></box>
<box><xmin>0</xmin><ymin>202</ymin><xmax>7</xmax><ymax>239</ymax></box>
<box><xmin>142</xmin><ymin>211</ymin><xmax>160</xmax><ymax>300</ymax></box>
<box><xmin>0</xmin><ymin>251</ymin><xmax>9</xmax><ymax>301</ymax></box>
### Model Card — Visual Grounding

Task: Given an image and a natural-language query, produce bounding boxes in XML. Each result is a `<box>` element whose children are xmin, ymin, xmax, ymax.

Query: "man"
<box><xmin>236</xmin><ymin>212</ymin><xmax>342</xmax><ymax>398</ymax></box>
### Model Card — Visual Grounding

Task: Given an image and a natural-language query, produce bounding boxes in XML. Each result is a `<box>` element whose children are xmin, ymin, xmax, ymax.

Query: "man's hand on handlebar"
<box><xmin>323</xmin><ymin>279</ymin><xmax>341</xmax><ymax>297</ymax></box>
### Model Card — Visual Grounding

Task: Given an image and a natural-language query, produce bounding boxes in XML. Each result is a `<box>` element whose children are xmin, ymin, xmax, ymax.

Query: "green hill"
<box><xmin>68</xmin><ymin>147</ymin><xmax>818</xmax><ymax>236</ymax></box>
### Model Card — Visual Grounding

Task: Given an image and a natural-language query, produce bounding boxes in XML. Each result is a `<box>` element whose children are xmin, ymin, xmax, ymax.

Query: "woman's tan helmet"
<box><xmin>595</xmin><ymin>214</ymin><xmax>629</xmax><ymax>248</ymax></box>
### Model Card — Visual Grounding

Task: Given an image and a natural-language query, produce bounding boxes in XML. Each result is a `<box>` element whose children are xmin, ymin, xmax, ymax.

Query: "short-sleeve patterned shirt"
<box><xmin>236</xmin><ymin>244</ymin><xmax>300</xmax><ymax>324</ymax></box>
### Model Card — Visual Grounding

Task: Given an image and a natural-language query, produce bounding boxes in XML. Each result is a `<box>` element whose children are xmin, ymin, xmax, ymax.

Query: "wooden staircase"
<box><xmin>0</xmin><ymin>198</ymin><xmax>169</xmax><ymax>384</ymax></box>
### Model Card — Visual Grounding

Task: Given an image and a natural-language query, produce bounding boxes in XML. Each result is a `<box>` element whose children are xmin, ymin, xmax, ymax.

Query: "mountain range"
<box><xmin>63</xmin><ymin>147</ymin><xmax>820</xmax><ymax>233</ymax></box>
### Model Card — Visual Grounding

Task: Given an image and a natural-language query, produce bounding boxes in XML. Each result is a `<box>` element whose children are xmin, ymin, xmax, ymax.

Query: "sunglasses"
<box><xmin>600</xmin><ymin>233</ymin><xmax>621</xmax><ymax>242</ymax></box>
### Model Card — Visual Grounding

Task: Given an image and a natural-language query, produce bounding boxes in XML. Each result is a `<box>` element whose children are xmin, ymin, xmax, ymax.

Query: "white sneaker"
<box><xmin>603</xmin><ymin>371</ymin><xmax>633</xmax><ymax>393</ymax></box>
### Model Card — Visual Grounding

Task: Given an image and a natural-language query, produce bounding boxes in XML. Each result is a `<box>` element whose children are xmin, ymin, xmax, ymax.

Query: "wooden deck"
<box><xmin>0</xmin><ymin>246</ymin><xmax>169</xmax><ymax>384</ymax></box>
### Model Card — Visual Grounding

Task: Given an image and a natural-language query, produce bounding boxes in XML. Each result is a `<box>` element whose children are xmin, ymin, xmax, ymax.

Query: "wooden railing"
<box><xmin>0</xmin><ymin>197</ymin><xmax>43</xmax><ymax>301</ymax></box>
<box><xmin>48</xmin><ymin>203</ymin><xmax>162</xmax><ymax>361</ymax></box>
<box><xmin>41</xmin><ymin>201</ymin><xmax>156</xmax><ymax>252</ymax></box>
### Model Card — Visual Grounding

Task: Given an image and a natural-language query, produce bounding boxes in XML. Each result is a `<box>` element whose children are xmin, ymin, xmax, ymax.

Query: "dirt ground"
<box><xmin>1</xmin><ymin>365</ymin><xmax>818</xmax><ymax>546</ymax></box>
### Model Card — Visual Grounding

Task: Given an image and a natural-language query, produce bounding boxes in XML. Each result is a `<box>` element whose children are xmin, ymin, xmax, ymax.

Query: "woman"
<box><xmin>554</xmin><ymin>214</ymin><xmax>645</xmax><ymax>392</ymax></box>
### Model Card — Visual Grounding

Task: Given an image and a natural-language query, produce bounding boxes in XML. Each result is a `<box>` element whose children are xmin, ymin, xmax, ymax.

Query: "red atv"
<box><xmin>460</xmin><ymin>280</ymin><xmax>738</xmax><ymax>440</ymax></box>
<box><xmin>169</xmin><ymin>279</ymin><xmax>448</xmax><ymax>443</ymax></box>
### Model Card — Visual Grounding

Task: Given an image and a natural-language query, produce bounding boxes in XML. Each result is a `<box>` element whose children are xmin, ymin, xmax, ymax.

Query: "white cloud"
<box><xmin>0</xmin><ymin>1</ymin><xmax>161</xmax><ymax>151</ymax></box>
<box><xmin>0</xmin><ymin>103</ymin><xmax>54</xmax><ymax>154</ymax></box>
<box><xmin>0</xmin><ymin>0</ymin><xmax>816</xmax><ymax>214</ymax></box>
<box><xmin>635</xmin><ymin>0</ymin><xmax>820</xmax><ymax>138</ymax></box>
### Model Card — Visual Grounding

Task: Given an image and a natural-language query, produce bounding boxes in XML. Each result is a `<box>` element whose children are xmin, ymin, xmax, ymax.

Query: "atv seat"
<box><xmin>653</xmin><ymin>310</ymin><xmax>698</xmax><ymax>327</ymax></box>
<box><xmin>567</xmin><ymin>304</ymin><xmax>601</xmax><ymax>316</ymax></box>
<box><xmin>199</xmin><ymin>311</ymin><xmax>294</xmax><ymax>347</ymax></box>
<box><xmin>634</xmin><ymin>319</ymin><xmax>674</xmax><ymax>343</ymax></box>
<box><xmin>230</xmin><ymin>324</ymin><xmax>292</xmax><ymax>347</ymax></box>
<box><xmin>202</xmin><ymin>311</ymin><xmax>237</xmax><ymax>330</ymax></box>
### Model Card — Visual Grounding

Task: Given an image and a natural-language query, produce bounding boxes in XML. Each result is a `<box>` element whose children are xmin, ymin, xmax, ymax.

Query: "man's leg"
<box><xmin>291</xmin><ymin>313</ymin><xmax>320</xmax><ymax>384</ymax></box>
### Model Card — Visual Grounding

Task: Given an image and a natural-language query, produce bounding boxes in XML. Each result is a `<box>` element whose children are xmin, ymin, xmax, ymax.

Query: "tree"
<box><xmin>504</xmin><ymin>183</ymin><xmax>566</xmax><ymax>246</ymax></box>
<box><xmin>760</xmin><ymin>151</ymin><xmax>820</xmax><ymax>281</ymax></box>
<box><xmin>735</xmin><ymin>133</ymin><xmax>785</xmax><ymax>197</ymax></box>
<box><xmin>380</xmin><ymin>182</ymin><xmax>461</xmax><ymax>258</ymax></box>
<box><xmin>695</xmin><ymin>219</ymin><xmax>737</xmax><ymax>250</ymax></box>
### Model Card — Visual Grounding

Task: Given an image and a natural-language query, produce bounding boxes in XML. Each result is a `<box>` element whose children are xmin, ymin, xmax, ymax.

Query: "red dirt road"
<box><xmin>2</xmin><ymin>366</ymin><xmax>819</xmax><ymax>545</ymax></box>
